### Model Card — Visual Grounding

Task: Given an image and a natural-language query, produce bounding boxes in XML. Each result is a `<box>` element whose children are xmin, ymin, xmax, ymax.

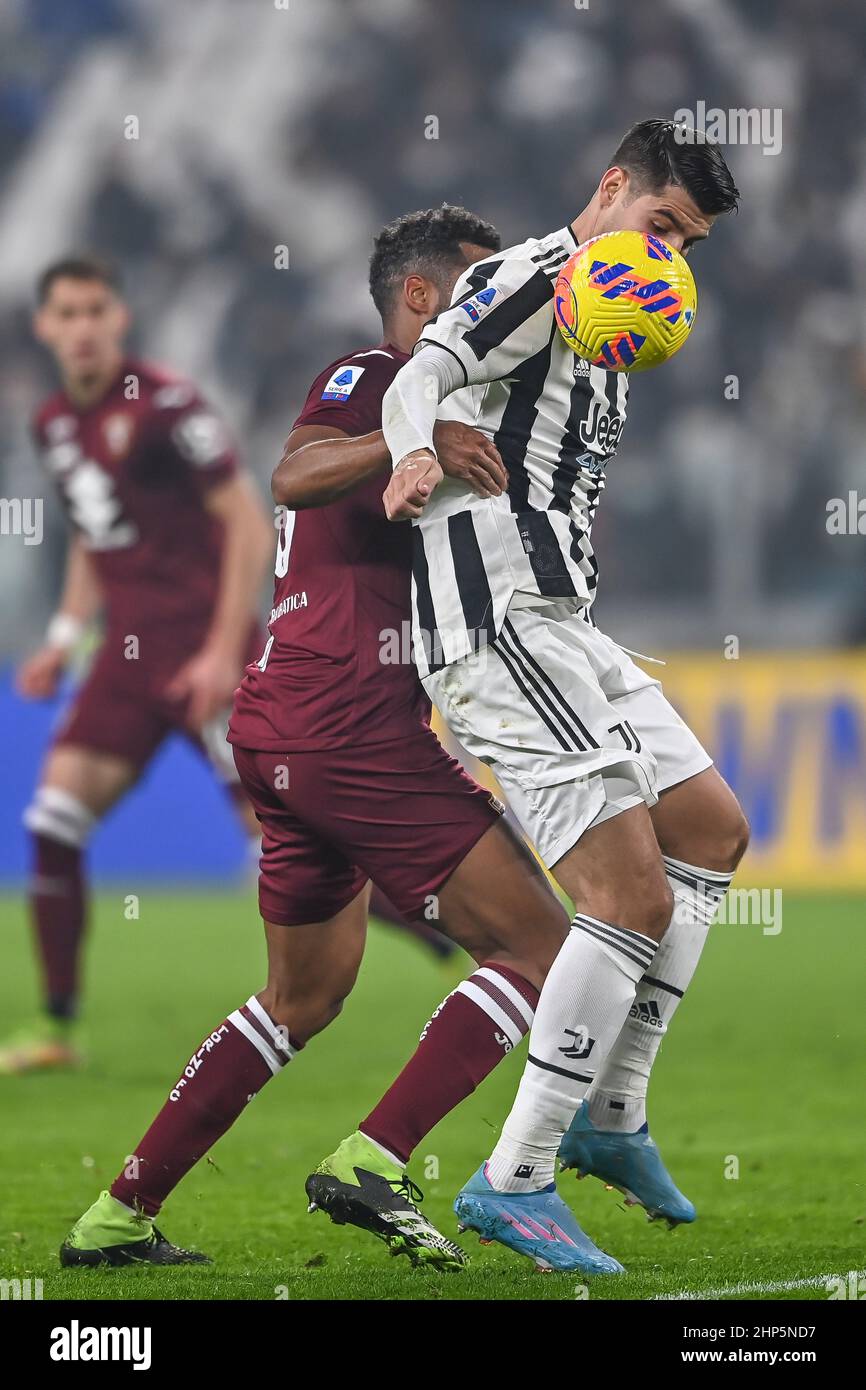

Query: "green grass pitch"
<box><xmin>0</xmin><ymin>890</ymin><xmax>862</xmax><ymax>1301</ymax></box>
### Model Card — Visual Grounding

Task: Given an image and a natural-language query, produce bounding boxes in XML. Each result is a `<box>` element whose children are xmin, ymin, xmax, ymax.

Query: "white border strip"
<box><xmin>228</xmin><ymin>1009</ymin><xmax>282</xmax><ymax>1075</ymax></box>
<box><xmin>654</xmin><ymin>1269</ymin><xmax>866</xmax><ymax>1301</ymax></box>
<box><xmin>474</xmin><ymin>967</ymin><xmax>535</xmax><ymax>1030</ymax></box>
<box><xmin>457</xmin><ymin>980</ymin><xmax>523</xmax><ymax>1047</ymax></box>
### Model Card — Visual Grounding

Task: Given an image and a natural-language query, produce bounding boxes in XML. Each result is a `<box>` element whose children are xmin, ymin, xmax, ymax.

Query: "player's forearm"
<box><xmin>47</xmin><ymin>539</ymin><xmax>102</xmax><ymax>648</ymax></box>
<box><xmin>381</xmin><ymin>347</ymin><xmax>465</xmax><ymax>467</ymax></box>
<box><xmin>205</xmin><ymin>485</ymin><xmax>271</xmax><ymax>661</ymax></box>
<box><xmin>271</xmin><ymin>432</ymin><xmax>389</xmax><ymax>509</ymax></box>
<box><xmin>61</xmin><ymin>540</ymin><xmax>102</xmax><ymax>617</ymax></box>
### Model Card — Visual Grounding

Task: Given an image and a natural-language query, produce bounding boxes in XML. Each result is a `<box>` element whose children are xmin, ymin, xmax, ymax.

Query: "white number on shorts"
<box><xmin>274</xmin><ymin>505</ymin><xmax>296</xmax><ymax>578</ymax></box>
<box><xmin>256</xmin><ymin>635</ymin><xmax>274</xmax><ymax>672</ymax></box>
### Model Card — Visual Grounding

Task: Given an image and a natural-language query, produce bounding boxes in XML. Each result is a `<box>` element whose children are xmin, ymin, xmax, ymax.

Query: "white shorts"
<box><xmin>423</xmin><ymin>595</ymin><xmax>711</xmax><ymax>869</ymax></box>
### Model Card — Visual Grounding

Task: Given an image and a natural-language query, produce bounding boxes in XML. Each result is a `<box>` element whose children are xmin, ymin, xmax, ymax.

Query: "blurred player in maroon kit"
<box><xmin>61</xmin><ymin>208</ymin><xmax>571</xmax><ymax>1271</ymax></box>
<box><xmin>1</xmin><ymin>257</ymin><xmax>272</xmax><ymax>1075</ymax></box>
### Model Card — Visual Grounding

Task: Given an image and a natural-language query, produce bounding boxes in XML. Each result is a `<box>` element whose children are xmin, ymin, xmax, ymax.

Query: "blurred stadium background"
<box><xmin>0</xmin><ymin>0</ymin><xmax>864</xmax><ymax>890</ymax></box>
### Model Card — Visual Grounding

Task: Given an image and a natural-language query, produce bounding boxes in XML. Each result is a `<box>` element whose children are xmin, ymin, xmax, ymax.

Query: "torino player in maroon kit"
<box><xmin>61</xmin><ymin>208</ymin><xmax>575</xmax><ymax>1272</ymax></box>
<box><xmin>1</xmin><ymin>257</ymin><xmax>271</xmax><ymax>1075</ymax></box>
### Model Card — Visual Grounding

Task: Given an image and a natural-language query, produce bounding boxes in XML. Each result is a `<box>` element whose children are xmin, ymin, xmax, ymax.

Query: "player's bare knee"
<box><xmin>582</xmin><ymin>868</ymin><xmax>672</xmax><ymax>942</ymax></box>
<box><xmin>617</xmin><ymin>876</ymin><xmax>674</xmax><ymax>942</ymax></box>
<box><xmin>698</xmin><ymin>804</ymin><xmax>750</xmax><ymax>874</ymax></box>
<box><xmin>722</xmin><ymin>808</ymin><xmax>750</xmax><ymax>870</ymax></box>
<box><xmin>643</xmin><ymin>878</ymin><xmax>675</xmax><ymax>941</ymax></box>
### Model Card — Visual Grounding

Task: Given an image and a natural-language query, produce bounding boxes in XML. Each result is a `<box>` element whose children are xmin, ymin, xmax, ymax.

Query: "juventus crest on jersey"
<box><xmin>395</xmin><ymin>226</ymin><xmax>630</xmax><ymax>678</ymax></box>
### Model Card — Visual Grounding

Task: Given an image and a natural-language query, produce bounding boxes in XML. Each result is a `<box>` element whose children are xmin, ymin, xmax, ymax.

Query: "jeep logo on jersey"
<box><xmin>579</xmin><ymin>396</ymin><xmax>625</xmax><ymax>456</ymax></box>
<box><xmin>461</xmin><ymin>286</ymin><xmax>497</xmax><ymax>322</ymax></box>
<box><xmin>559</xmin><ymin>1027</ymin><xmax>595</xmax><ymax>1060</ymax></box>
<box><xmin>321</xmin><ymin>365</ymin><xmax>365</xmax><ymax>401</ymax></box>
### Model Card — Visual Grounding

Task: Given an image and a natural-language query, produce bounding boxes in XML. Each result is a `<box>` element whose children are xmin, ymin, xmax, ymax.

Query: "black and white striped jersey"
<box><xmin>391</xmin><ymin>225</ymin><xmax>630</xmax><ymax>679</ymax></box>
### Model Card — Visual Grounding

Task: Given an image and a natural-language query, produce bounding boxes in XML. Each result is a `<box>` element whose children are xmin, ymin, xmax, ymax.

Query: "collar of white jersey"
<box><xmin>560</xmin><ymin>223</ymin><xmax>581</xmax><ymax>250</ymax></box>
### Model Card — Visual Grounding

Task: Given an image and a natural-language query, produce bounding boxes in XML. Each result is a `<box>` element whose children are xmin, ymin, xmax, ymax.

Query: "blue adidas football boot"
<box><xmin>453</xmin><ymin>1165</ymin><xmax>624</xmax><ymax>1274</ymax></box>
<box><xmin>559</xmin><ymin>1101</ymin><xmax>696</xmax><ymax>1227</ymax></box>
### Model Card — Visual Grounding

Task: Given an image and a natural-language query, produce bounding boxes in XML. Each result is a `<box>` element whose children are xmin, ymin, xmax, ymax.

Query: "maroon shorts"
<box><xmin>232</xmin><ymin>723</ymin><xmax>502</xmax><ymax>926</ymax></box>
<box><xmin>54</xmin><ymin>624</ymin><xmax>265</xmax><ymax>782</ymax></box>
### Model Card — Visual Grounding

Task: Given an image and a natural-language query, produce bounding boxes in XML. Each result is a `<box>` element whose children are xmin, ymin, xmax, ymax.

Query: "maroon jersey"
<box><xmin>229</xmin><ymin>342</ymin><xmax>429</xmax><ymax>751</ymax></box>
<box><xmin>33</xmin><ymin>357</ymin><xmax>238</xmax><ymax>648</ymax></box>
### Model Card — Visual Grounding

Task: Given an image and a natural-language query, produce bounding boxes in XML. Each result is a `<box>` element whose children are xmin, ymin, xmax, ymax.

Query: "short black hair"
<box><xmin>610</xmin><ymin>119</ymin><xmax>739</xmax><ymax>216</ymax></box>
<box><xmin>36</xmin><ymin>255</ymin><xmax>122</xmax><ymax>305</ymax></box>
<box><xmin>369</xmin><ymin>204</ymin><xmax>501</xmax><ymax>318</ymax></box>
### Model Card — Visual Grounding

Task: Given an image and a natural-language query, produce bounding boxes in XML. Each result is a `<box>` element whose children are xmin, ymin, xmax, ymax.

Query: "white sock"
<box><xmin>485</xmin><ymin>914</ymin><xmax>657</xmax><ymax>1192</ymax></box>
<box><xmin>363</xmin><ymin>1135</ymin><xmax>405</xmax><ymax>1170</ymax></box>
<box><xmin>586</xmin><ymin>858</ymin><xmax>733</xmax><ymax>1133</ymax></box>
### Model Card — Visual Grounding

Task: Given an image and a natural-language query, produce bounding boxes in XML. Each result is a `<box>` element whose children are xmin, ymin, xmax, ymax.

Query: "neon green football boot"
<box><xmin>0</xmin><ymin>1017</ymin><xmax>82</xmax><ymax>1075</ymax></box>
<box><xmin>60</xmin><ymin>1190</ymin><xmax>211</xmax><ymax>1267</ymax></box>
<box><xmin>306</xmin><ymin>1131</ymin><xmax>466</xmax><ymax>1271</ymax></box>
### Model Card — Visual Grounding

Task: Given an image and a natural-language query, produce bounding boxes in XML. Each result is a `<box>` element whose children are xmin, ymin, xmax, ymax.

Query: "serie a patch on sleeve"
<box><xmin>461</xmin><ymin>286</ymin><xmax>497</xmax><ymax>322</ymax></box>
<box><xmin>321</xmin><ymin>365</ymin><xmax>365</xmax><ymax>401</ymax></box>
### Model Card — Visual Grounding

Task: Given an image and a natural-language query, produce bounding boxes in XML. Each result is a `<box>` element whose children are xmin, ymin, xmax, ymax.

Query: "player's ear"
<box><xmin>402</xmin><ymin>273</ymin><xmax>436</xmax><ymax>318</ymax></box>
<box><xmin>599</xmin><ymin>165</ymin><xmax>626</xmax><ymax>205</ymax></box>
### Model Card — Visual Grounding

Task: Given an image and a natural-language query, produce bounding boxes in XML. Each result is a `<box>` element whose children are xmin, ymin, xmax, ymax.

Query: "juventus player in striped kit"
<box><xmin>382</xmin><ymin>121</ymin><xmax>750</xmax><ymax>1270</ymax></box>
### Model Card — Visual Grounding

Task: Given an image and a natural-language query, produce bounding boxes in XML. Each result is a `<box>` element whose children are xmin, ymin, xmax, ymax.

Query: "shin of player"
<box><xmin>575</xmin><ymin>768</ymin><xmax>749</xmax><ymax>1137</ymax></box>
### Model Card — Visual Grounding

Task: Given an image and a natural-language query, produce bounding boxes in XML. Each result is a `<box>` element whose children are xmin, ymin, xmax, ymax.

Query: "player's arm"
<box><xmin>168</xmin><ymin>473</ymin><xmax>273</xmax><ymax>728</ymax></box>
<box><xmin>16</xmin><ymin>537</ymin><xmax>103</xmax><ymax>699</ymax></box>
<box><xmin>382</xmin><ymin>256</ymin><xmax>554</xmax><ymax>520</ymax></box>
<box><xmin>272</xmin><ymin>422</ymin><xmax>506</xmax><ymax>510</ymax></box>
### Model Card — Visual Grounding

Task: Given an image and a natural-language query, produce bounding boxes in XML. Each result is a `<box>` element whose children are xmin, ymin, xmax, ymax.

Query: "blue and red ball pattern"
<box><xmin>554</xmin><ymin>230</ymin><xmax>697</xmax><ymax>373</ymax></box>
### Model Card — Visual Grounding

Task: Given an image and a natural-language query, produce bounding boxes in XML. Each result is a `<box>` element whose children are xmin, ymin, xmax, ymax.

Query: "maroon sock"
<box><xmin>110</xmin><ymin>996</ymin><xmax>301</xmax><ymax>1217</ymax></box>
<box><xmin>30</xmin><ymin>834</ymin><xmax>87</xmax><ymax>1019</ymax></box>
<box><xmin>361</xmin><ymin>963</ymin><xmax>539</xmax><ymax>1165</ymax></box>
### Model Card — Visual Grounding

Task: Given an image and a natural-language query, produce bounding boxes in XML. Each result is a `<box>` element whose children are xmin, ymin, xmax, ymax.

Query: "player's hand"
<box><xmin>167</xmin><ymin>643</ymin><xmax>243</xmax><ymax>731</ymax></box>
<box><xmin>433</xmin><ymin>421</ymin><xmax>507</xmax><ymax>499</ymax></box>
<box><xmin>383</xmin><ymin>450</ymin><xmax>444</xmax><ymax>521</ymax></box>
<box><xmin>15</xmin><ymin>645</ymin><xmax>68</xmax><ymax>700</ymax></box>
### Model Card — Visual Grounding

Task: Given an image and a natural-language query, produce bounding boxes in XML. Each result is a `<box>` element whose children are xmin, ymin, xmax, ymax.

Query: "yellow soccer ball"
<box><xmin>554</xmin><ymin>230</ymin><xmax>697</xmax><ymax>372</ymax></box>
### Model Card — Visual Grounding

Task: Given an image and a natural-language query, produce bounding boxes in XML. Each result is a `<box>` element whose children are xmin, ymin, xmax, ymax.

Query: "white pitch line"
<box><xmin>653</xmin><ymin>1270</ymin><xmax>866</xmax><ymax>1301</ymax></box>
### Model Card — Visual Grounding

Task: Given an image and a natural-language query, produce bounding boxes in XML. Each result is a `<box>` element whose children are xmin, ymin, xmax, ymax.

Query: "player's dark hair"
<box><xmin>36</xmin><ymin>255</ymin><xmax>122</xmax><ymax>305</ymax></box>
<box><xmin>369</xmin><ymin>204</ymin><xmax>501</xmax><ymax>318</ymax></box>
<box><xmin>610</xmin><ymin>119</ymin><xmax>740</xmax><ymax>216</ymax></box>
